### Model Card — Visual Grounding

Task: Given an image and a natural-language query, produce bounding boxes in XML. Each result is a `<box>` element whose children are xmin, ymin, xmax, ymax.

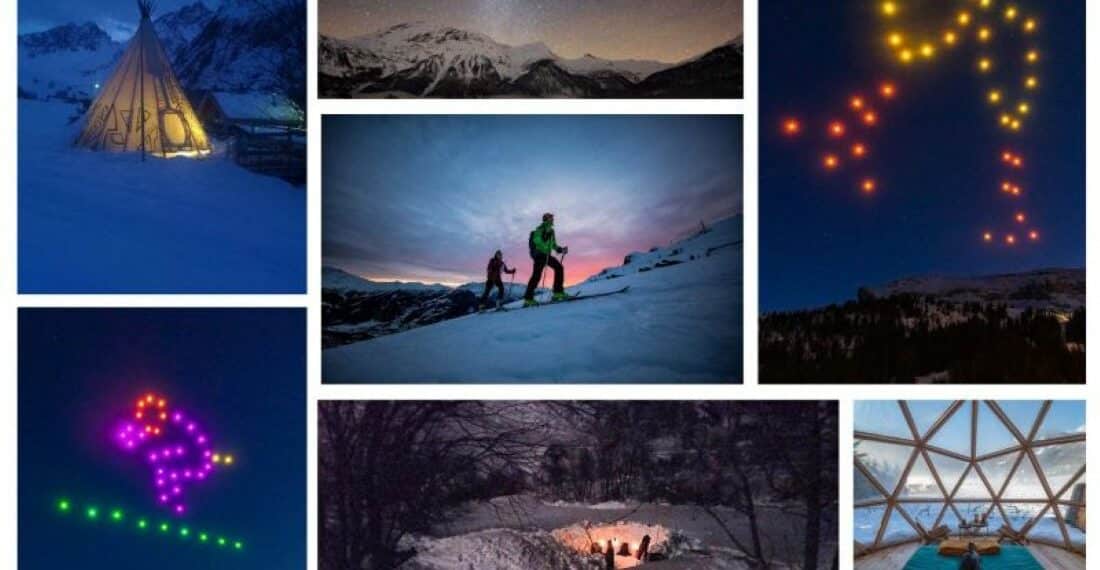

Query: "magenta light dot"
<box><xmin>187</xmin><ymin>424</ymin><xmax>195</xmax><ymax>431</ymax></box>
<box><xmin>173</xmin><ymin>413</ymin><xmax>182</xmax><ymax>421</ymax></box>
<box><xmin>197</xmin><ymin>436</ymin><xmax>206</xmax><ymax>444</ymax></box>
<box><xmin>174</xmin><ymin>505</ymin><xmax>185</xmax><ymax>514</ymax></box>
<box><xmin>196</xmin><ymin>472</ymin><xmax>206</xmax><ymax>480</ymax></box>
<box><xmin>204</xmin><ymin>464</ymin><xmax>212</xmax><ymax>471</ymax></box>
<box><xmin>159</xmin><ymin>495</ymin><xmax>169</xmax><ymax>503</ymax></box>
<box><xmin>149</xmin><ymin>453</ymin><xmax>158</xmax><ymax>461</ymax></box>
<box><xmin>126</xmin><ymin>441</ymin><xmax>135</xmax><ymax>448</ymax></box>
<box><xmin>156</xmin><ymin>479</ymin><xmax>165</xmax><ymax>486</ymax></box>
<box><xmin>138</xmin><ymin>432</ymin><xmax>146</xmax><ymax>439</ymax></box>
<box><xmin>203</xmin><ymin>451</ymin><xmax>211</xmax><ymax>458</ymax></box>
<box><xmin>157</xmin><ymin>468</ymin><xmax>164</xmax><ymax>475</ymax></box>
<box><xmin>172</xmin><ymin>486</ymin><xmax>181</xmax><ymax>495</ymax></box>
<box><xmin>126</xmin><ymin>425</ymin><xmax>134</xmax><ymax>432</ymax></box>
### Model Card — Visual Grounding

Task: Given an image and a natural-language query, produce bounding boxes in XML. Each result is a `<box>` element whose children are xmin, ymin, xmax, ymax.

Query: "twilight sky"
<box><xmin>760</xmin><ymin>0</ymin><xmax>1084</xmax><ymax>312</ymax></box>
<box><xmin>323</xmin><ymin>115</ymin><xmax>742</xmax><ymax>287</ymax></box>
<box><xmin>19</xmin><ymin>0</ymin><xmax>224</xmax><ymax>40</ymax></box>
<box><xmin>320</xmin><ymin>0</ymin><xmax>742</xmax><ymax>62</ymax></box>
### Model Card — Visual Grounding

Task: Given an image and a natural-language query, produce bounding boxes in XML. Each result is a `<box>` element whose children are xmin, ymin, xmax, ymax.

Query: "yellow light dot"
<box><xmin>1025</xmin><ymin>76</ymin><xmax>1038</xmax><ymax>89</ymax></box>
<box><xmin>978</xmin><ymin>28</ymin><xmax>992</xmax><ymax>42</ymax></box>
<box><xmin>212</xmin><ymin>454</ymin><xmax>222</xmax><ymax>463</ymax></box>
<box><xmin>888</xmin><ymin>32</ymin><xmax>904</xmax><ymax>47</ymax></box>
<box><xmin>988</xmin><ymin>90</ymin><xmax>1001</xmax><ymax>104</ymax></box>
<box><xmin>920</xmin><ymin>43</ymin><xmax>935</xmax><ymax>58</ymax></box>
<box><xmin>1017</xmin><ymin>102</ymin><xmax>1030</xmax><ymax>114</ymax></box>
<box><xmin>1026</xmin><ymin>50</ymin><xmax>1039</xmax><ymax>63</ymax></box>
<box><xmin>978</xmin><ymin>58</ymin><xmax>992</xmax><ymax>72</ymax></box>
<box><xmin>1024</xmin><ymin>19</ymin><xmax>1037</xmax><ymax>33</ymax></box>
<box><xmin>943</xmin><ymin>31</ymin><xmax>957</xmax><ymax>45</ymax></box>
<box><xmin>224</xmin><ymin>455</ymin><xmax>234</xmax><ymax>465</ymax></box>
<box><xmin>899</xmin><ymin>49</ymin><xmax>914</xmax><ymax>63</ymax></box>
<box><xmin>958</xmin><ymin>12</ymin><xmax>971</xmax><ymax>26</ymax></box>
<box><xmin>1005</xmin><ymin>6</ymin><xmax>1018</xmax><ymax>21</ymax></box>
<box><xmin>979</xmin><ymin>0</ymin><xmax>992</xmax><ymax>8</ymax></box>
<box><xmin>1000</xmin><ymin>114</ymin><xmax>1012</xmax><ymax>126</ymax></box>
<box><xmin>1010</xmin><ymin>120</ymin><xmax>1021</xmax><ymax>131</ymax></box>
<box><xmin>882</xmin><ymin>2</ymin><xmax>897</xmax><ymax>16</ymax></box>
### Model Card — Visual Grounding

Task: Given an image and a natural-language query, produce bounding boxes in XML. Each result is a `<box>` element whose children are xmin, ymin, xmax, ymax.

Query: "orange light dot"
<box><xmin>153</xmin><ymin>427</ymin><xmax>161</xmax><ymax>435</ymax></box>
<box><xmin>887</xmin><ymin>32</ymin><xmax>904</xmax><ymax>47</ymax></box>
<box><xmin>828</xmin><ymin>121</ymin><xmax>846</xmax><ymax>138</ymax></box>
<box><xmin>852</xmin><ymin>143</ymin><xmax>868</xmax><ymax>158</ymax></box>
<box><xmin>899</xmin><ymin>49</ymin><xmax>914</xmax><ymax>63</ymax></box>
<box><xmin>988</xmin><ymin>90</ymin><xmax>1002</xmax><ymax>104</ymax></box>
<box><xmin>978</xmin><ymin>28</ymin><xmax>992</xmax><ymax>42</ymax></box>
<box><xmin>880</xmin><ymin>83</ymin><xmax>897</xmax><ymax>98</ymax></box>
<box><xmin>1025</xmin><ymin>76</ymin><xmax>1038</xmax><ymax>89</ymax></box>
<box><xmin>861</xmin><ymin>178</ymin><xmax>877</xmax><ymax>193</ymax></box>
<box><xmin>1002</xmin><ymin>151</ymin><xmax>1013</xmax><ymax>162</ymax></box>
<box><xmin>145</xmin><ymin>425</ymin><xmax>153</xmax><ymax>433</ymax></box>
<box><xmin>1029</xmin><ymin>230</ymin><xmax>1040</xmax><ymax>241</ymax></box>
<box><xmin>137</xmin><ymin>401</ymin><xmax>145</xmax><ymax>408</ymax></box>
<box><xmin>850</xmin><ymin>96</ymin><xmax>865</xmax><ymax>110</ymax></box>
<box><xmin>157</xmin><ymin>399</ymin><xmax>165</xmax><ymax>408</ymax></box>
<box><xmin>1012</xmin><ymin>157</ymin><xmax>1023</xmax><ymax>168</ymax></box>
<box><xmin>983</xmin><ymin>232</ymin><xmax>993</xmax><ymax>242</ymax></box>
<box><xmin>1026</xmin><ymin>50</ymin><xmax>1039</xmax><ymax>63</ymax></box>
<box><xmin>1015</xmin><ymin>212</ymin><xmax>1027</xmax><ymax>223</ymax></box>
<box><xmin>882</xmin><ymin>2</ymin><xmax>897</xmax><ymax>16</ymax></box>
<box><xmin>782</xmin><ymin>118</ymin><xmax>801</xmax><ymax>136</ymax></box>
<box><xmin>944</xmin><ymin>30</ymin><xmax>957</xmax><ymax>45</ymax></box>
<box><xmin>146</xmin><ymin>395</ymin><xmax>155</xmax><ymax>403</ymax></box>
<box><xmin>862</xmin><ymin>111</ymin><xmax>878</xmax><ymax>126</ymax></box>
<box><xmin>1001</xmin><ymin>181</ymin><xmax>1012</xmax><ymax>192</ymax></box>
<box><xmin>1005</xmin><ymin>234</ymin><xmax>1017</xmax><ymax>245</ymax></box>
<box><xmin>978</xmin><ymin>58</ymin><xmax>992</xmax><ymax>72</ymax></box>
<box><xmin>1024</xmin><ymin>19</ymin><xmax>1037</xmax><ymax>33</ymax></box>
<box><xmin>823</xmin><ymin>154</ymin><xmax>840</xmax><ymax>170</ymax></box>
<box><xmin>1004</xmin><ymin>6</ymin><xmax>1018</xmax><ymax>21</ymax></box>
<box><xmin>1012</xmin><ymin>186</ymin><xmax>1022</xmax><ymax>196</ymax></box>
<box><xmin>920</xmin><ymin>43</ymin><xmax>935</xmax><ymax>58</ymax></box>
<box><xmin>958</xmin><ymin>12</ymin><xmax>971</xmax><ymax>26</ymax></box>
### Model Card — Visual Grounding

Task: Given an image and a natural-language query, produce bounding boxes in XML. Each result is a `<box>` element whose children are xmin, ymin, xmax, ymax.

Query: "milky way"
<box><xmin>320</xmin><ymin>0</ymin><xmax>742</xmax><ymax>62</ymax></box>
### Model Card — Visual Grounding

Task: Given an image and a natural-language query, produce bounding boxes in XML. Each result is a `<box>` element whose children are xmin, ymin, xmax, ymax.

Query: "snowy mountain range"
<box><xmin>18</xmin><ymin>0</ymin><xmax>305</xmax><ymax>104</ymax></box>
<box><xmin>760</xmin><ymin>268</ymin><xmax>1086</xmax><ymax>383</ymax></box>
<box><xmin>319</xmin><ymin>22</ymin><xmax>742</xmax><ymax>98</ymax></box>
<box><xmin>323</xmin><ymin>216</ymin><xmax>743</xmax><ymax>382</ymax></box>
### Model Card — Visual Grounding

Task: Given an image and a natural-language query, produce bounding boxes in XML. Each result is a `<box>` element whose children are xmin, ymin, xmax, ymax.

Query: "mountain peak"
<box><xmin>19</xmin><ymin>22</ymin><xmax>115</xmax><ymax>56</ymax></box>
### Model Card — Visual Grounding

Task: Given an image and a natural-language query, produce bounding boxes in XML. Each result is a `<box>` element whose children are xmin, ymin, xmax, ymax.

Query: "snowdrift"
<box><xmin>323</xmin><ymin>217</ymin><xmax>742</xmax><ymax>383</ymax></box>
<box><xmin>402</xmin><ymin>529</ymin><xmax>593</xmax><ymax>570</ymax></box>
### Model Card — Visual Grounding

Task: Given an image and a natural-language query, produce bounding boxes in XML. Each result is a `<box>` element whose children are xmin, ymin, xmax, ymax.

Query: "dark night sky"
<box><xmin>760</xmin><ymin>1</ymin><xmax>1084</xmax><ymax>312</ymax></box>
<box><xmin>19</xmin><ymin>0</ymin><xmax>225</xmax><ymax>39</ymax></box>
<box><xmin>19</xmin><ymin>309</ymin><xmax>305</xmax><ymax>570</ymax></box>
<box><xmin>323</xmin><ymin>115</ymin><xmax>742</xmax><ymax>287</ymax></box>
<box><xmin>320</xmin><ymin>0</ymin><xmax>742</xmax><ymax>62</ymax></box>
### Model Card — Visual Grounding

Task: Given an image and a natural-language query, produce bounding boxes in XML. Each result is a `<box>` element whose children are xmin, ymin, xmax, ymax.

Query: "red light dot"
<box><xmin>1015</xmin><ymin>212</ymin><xmax>1026</xmax><ymax>223</ymax></box>
<box><xmin>828</xmin><ymin>121</ymin><xmax>846</xmax><ymax>138</ymax></box>
<box><xmin>1012</xmin><ymin>157</ymin><xmax>1023</xmax><ymax>167</ymax></box>
<box><xmin>823</xmin><ymin>154</ymin><xmax>840</xmax><ymax>170</ymax></box>
<box><xmin>1005</xmin><ymin>234</ymin><xmax>1017</xmax><ymax>245</ymax></box>
<box><xmin>852</xmin><ymin>143</ymin><xmax>867</xmax><ymax>158</ymax></box>
<box><xmin>862</xmin><ymin>111</ymin><xmax>878</xmax><ymax>126</ymax></box>
<box><xmin>861</xmin><ymin>178</ymin><xmax>877</xmax><ymax>193</ymax></box>
<box><xmin>782</xmin><ymin>118</ymin><xmax>801</xmax><ymax>136</ymax></box>
<box><xmin>880</xmin><ymin>82</ymin><xmax>897</xmax><ymax>98</ymax></box>
<box><xmin>850</xmin><ymin>96</ymin><xmax>865</xmax><ymax>110</ymax></box>
<box><xmin>1029</xmin><ymin>230</ymin><xmax>1040</xmax><ymax>241</ymax></box>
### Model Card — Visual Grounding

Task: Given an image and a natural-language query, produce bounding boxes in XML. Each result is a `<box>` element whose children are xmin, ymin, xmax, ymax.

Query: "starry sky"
<box><xmin>323</xmin><ymin>115</ymin><xmax>742</xmax><ymax>288</ymax></box>
<box><xmin>320</xmin><ymin>0</ymin><xmax>742</xmax><ymax>62</ymax></box>
<box><xmin>19</xmin><ymin>0</ymin><xmax>225</xmax><ymax>40</ymax></box>
<box><xmin>760</xmin><ymin>0</ymin><xmax>1084</xmax><ymax>312</ymax></box>
<box><xmin>19</xmin><ymin>309</ymin><xmax>305</xmax><ymax>570</ymax></box>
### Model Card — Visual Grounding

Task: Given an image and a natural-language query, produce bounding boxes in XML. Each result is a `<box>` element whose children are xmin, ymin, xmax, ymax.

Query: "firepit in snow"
<box><xmin>552</xmin><ymin>522</ymin><xmax>671</xmax><ymax>568</ymax></box>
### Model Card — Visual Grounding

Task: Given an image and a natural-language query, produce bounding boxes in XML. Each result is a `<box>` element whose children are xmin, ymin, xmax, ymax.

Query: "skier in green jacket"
<box><xmin>523</xmin><ymin>212</ymin><xmax>568</xmax><ymax>306</ymax></box>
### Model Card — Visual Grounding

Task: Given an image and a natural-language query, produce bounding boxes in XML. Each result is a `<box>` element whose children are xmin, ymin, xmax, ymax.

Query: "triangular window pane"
<box><xmin>978</xmin><ymin>451</ymin><xmax>1019</xmax><ymax>496</ymax></box>
<box><xmin>928</xmin><ymin>451</ymin><xmax>968</xmax><ymax>494</ymax></box>
<box><xmin>1034</xmin><ymin>441</ymin><xmax>1085</xmax><ymax>499</ymax></box>
<box><xmin>950</xmin><ymin>502</ymin><xmax>995</xmax><ymax>532</ymax></box>
<box><xmin>880</xmin><ymin>505</ymin><xmax>919</xmax><ymax>545</ymax></box>
<box><xmin>855</xmin><ymin>466</ymin><xmax>885</xmax><ymax>502</ymax></box>
<box><xmin>1027</xmin><ymin>504</ymin><xmax>1065</xmax><ymax>546</ymax></box>
<box><xmin>905</xmin><ymin>400</ymin><xmax>953</xmax><ymax>440</ymax></box>
<box><xmin>899</xmin><ymin>454</ymin><xmax>944</xmax><ymax>498</ymax></box>
<box><xmin>1001</xmin><ymin>502</ymin><xmax>1045</xmax><ymax>532</ymax></box>
<box><xmin>954</xmin><ymin>466</ymin><xmax>992</xmax><ymax>499</ymax></box>
<box><xmin>1002</xmin><ymin>456</ymin><xmax>1047</xmax><ymax>499</ymax></box>
<box><xmin>976</xmin><ymin>402</ymin><xmax>1019</xmax><ymax>455</ymax></box>
<box><xmin>855</xmin><ymin>439</ymin><xmax>914</xmax><ymax>496</ymax></box>
<box><xmin>855</xmin><ymin>401</ymin><xmax>915</xmax><ymax>440</ymax></box>
<box><xmin>998</xmin><ymin>400</ymin><xmax>1043</xmax><ymax>439</ymax></box>
<box><xmin>904</xmin><ymin>502</ymin><xmax>945</xmax><ymax>534</ymax></box>
<box><xmin>1035</xmin><ymin>401</ymin><xmax>1086</xmax><ymax>441</ymax></box>
<box><xmin>929</xmin><ymin>402</ymin><xmax>971</xmax><ymax>457</ymax></box>
<box><xmin>854</xmin><ymin>505</ymin><xmax>887</xmax><ymax>546</ymax></box>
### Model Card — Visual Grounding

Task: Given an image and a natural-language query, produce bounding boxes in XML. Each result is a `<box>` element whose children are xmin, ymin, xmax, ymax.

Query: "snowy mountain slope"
<box><xmin>322</xmin><ymin>266</ymin><xmax>450</xmax><ymax>293</ymax></box>
<box><xmin>323</xmin><ymin>217</ymin><xmax>742</xmax><ymax>382</ymax></box>
<box><xmin>153</xmin><ymin>2</ymin><xmax>214</xmax><ymax>62</ymax></box>
<box><xmin>868</xmin><ymin>268</ymin><xmax>1085</xmax><ymax>312</ymax></box>
<box><xmin>17</xmin><ymin>23</ymin><xmax>121</xmax><ymax>101</ymax></box>
<box><xmin>18</xmin><ymin>99</ymin><xmax>305</xmax><ymax>293</ymax></box>
<box><xmin>319</xmin><ymin>23</ymin><xmax>741</xmax><ymax>98</ymax></box>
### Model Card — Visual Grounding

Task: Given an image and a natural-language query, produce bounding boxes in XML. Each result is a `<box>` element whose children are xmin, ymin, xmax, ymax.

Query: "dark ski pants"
<box><xmin>524</xmin><ymin>253</ymin><xmax>564</xmax><ymax>300</ymax></box>
<box><xmin>480</xmin><ymin>275</ymin><xmax>505</xmax><ymax>303</ymax></box>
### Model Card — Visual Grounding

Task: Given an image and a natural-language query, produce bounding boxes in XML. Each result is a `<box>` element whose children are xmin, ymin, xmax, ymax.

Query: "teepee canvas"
<box><xmin>76</xmin><ymin>1</ymin><xmax>210</xmax><ymax>158</ymax></box>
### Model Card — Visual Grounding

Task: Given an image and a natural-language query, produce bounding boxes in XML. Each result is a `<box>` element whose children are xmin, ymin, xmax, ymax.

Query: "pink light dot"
<box><xmin>126</xmin><ymin>441</ymin><xmax>135</xmax><ymax>448</ymax></box>
<box><xmin>204</xmin><ymin>464</ymin><xmax>212</xmax><ymax>471</ymax></box>
<box><xmin>126</xmin><ymin>425</ymin><xmax>134</xmax><ymax>432</ymax></box>
<box><xmin>197</xmin><ymin>436</ymin><xmax>206</xmax><ymax>444</ymax></box>
<box><xmin>203</xmin><ymin>450</ymin><xmax>211</xmax><ymax>457</ymax></box>
<box><xmin>157</xmin><ymin>468</ymin><xmax>164</xmax><ymax>475</ymax></box>
<box><xmin>173</xmin><ymin>413</ymin><xmax>182</xmax><ymax>422</ymax></box>
<box><xmin>149</xmin><ymin>453</ymin><xmax>158</xmax><ymax>461</ymax></box>
<box><xmin>170</xmin><ymin>472</ymin><xmax>178</xmax><ymax>480</ymax></box>
<box><xmin>196</xmin><ymin>472</ymin><xmax>206</xmax><ymax>480</ymax></box>
<box><xmin>174</xmin><ymin>505</ymin><xmax>185</xmax><ymax>515</ymax></box>
<box><xmin>138</xmin><ymin>432</ymin><xmax>147</xmax><ymax>440</ymax></box>
<box><xmin>187</xmin><ymin>423</ymin><xmax>195</xmax><ymax>432</ymax></box>
<box><xmin>184</xmin><ymin>470</ymin><xmax>192</xmax><ymax>478</ymax></box>
<box><xmin>159</xmin><ymin>495</ymin><xmax>169</xmax><ymax>503</ymax></box>
<box><xmin>156</xmin><ymin>479</ymin><xmax>165</xmax><ymax>486</ymax></box>
<box><xmin>172</xmin><ymin>486</ymin><xmax>181</xmax><ymax>495</ymax></box>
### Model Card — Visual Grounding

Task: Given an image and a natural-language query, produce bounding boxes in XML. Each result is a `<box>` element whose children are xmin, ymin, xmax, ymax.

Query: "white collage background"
<box><xmin>1</xmin><ymin>1</ymin><xmax>1098</xmax><ymax>569</ymax></box>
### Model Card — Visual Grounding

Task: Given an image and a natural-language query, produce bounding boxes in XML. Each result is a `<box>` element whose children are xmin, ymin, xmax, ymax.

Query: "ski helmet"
<box><xmin>494</xmin><ymin>249</ymin><xmax>502</xmax><ymax>258</ymax></box>
<box><xmin>542</xmin><ymin>212</ymin><xmax>554</xmax><ymax>222</ymax></box>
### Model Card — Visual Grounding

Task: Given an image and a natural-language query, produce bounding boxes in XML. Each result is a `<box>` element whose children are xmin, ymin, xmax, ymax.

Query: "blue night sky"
<box><xmin>323</xmin><ymin>115</ymin><xmax>742</xmax><ymax>287</ymax></box>
<box><xmin>19</xmin><ymin>0</ymin><xmax>224</xmax><ymax>40</ymax></box>
<box><xmin>760</xmin><ymin>1</ymin><xmax>1084</xmax><ymax>312</ymax></box>
<box><xmin>19</xmin><ymin>309</ymin><xmax>305</xmax><ymax>570</ymax></box>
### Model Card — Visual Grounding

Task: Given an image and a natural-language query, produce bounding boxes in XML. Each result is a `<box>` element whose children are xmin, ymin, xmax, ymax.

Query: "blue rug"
<box><xmin>904</xmin><ymin>545</ymin><xmax>1043</xmax><ymax>570</ymax></box>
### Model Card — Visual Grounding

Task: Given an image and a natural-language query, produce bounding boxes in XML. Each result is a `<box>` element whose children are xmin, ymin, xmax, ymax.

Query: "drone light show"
<box><xmin>54</xmin><ymin>496</ymin><xmax>244</xmax><ymax>554</ymax></box>
<box><xmin>114</xmin><ymin>392</ymin><xmax>236</xmax><ymax>516</ymax></box>
<box><xmin>778</xmin><ymin>0</ymin><xmax>1046</xmax><ymax>248</ymax></box>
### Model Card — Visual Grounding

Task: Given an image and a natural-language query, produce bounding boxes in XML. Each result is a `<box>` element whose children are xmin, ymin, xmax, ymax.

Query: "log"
<box><xmin>636</xmin><ymin>534</ymin><xmax>651</xmax><ymax>560</ymax></box>
<box><xmin>604</xmin><ymin>540</ymin><xmax>615</xmax><ymax>570</ymax></box>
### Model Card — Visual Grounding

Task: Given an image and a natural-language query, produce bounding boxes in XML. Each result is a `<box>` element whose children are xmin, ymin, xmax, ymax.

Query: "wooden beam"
<box><xmin>923</xmin><ymin>401</ymin><xmax>964</xmax><ymax>444</ymax></box>
<box><xmin>855</xmin><ymin>431</ymin><xmax>916</xmax><ymax>447</ymax></box>
<box><xmin>898</xmin><ymin>401</ymin><xmax>921</xmax><ymax>442</ymax></box>
<box><xmin>1029</xmin><ymin>401</ymin><xmax>1051</xmax><ymax>442</ymax></box>
<box><xmin>986</xmin><ymin>400</ymin><xmax>1029</xmax><ymax>447</ymax></box>
<box><xmin>970</xmin><ymin>401</ymin><xmax>978</xmax><ymax>460</ymax></box>
<box><xmin>923</xmin><ymin>445</ymin><xmax>970</xmax><ymax>462</ymax></box>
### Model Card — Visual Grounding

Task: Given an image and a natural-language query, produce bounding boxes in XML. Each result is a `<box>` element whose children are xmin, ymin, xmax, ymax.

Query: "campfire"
<box><xmin>552</xmin><ymin>522</ymin><xmax>671</xmax><ymax>568</ymax></box>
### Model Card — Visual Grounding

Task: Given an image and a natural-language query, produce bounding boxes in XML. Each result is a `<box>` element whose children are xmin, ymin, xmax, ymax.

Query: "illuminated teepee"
<box><xmin>75</xmin><ymin>0</ymin><xmax>210</xmax><ymax>158</ymax></box>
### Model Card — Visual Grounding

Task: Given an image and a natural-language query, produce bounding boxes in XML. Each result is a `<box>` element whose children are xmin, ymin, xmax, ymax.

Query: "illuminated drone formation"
<box><xmin>114</xmin><ymin>393</ymin><xmax>235</xmax><ymax>516</ymax></box>
<box><xmin>780</xmin><ymin>0</ymin><xmax>1044</xmax><ymax>247</ymax></box>
<box><xmin>54</xmin><ymin>496</ymin><xmax>244</xmax><ymax>553</ymax></box>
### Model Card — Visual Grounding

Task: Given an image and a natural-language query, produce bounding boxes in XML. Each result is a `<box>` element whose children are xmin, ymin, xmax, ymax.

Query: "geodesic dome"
<box><xmin>854</xmin><ymin>401</ymin><xmax>1085</xmax><ymax>554</ymax></box>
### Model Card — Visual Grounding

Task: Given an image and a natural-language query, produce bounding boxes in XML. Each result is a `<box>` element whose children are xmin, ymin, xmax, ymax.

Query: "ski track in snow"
<box><xmin>19</xmin><ymin>100</ymin><xmax>305</xmax><ymax>292</ymax></box>
<box><xmin>323</xmin><ymin>219</ymin><xmax>742</xmax><ymax>383</ymax></box>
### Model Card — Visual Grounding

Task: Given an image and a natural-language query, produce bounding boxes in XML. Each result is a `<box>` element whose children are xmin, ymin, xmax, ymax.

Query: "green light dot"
<box><xmin>159</xmin><ymin>522</ymin><xmax>170</xmax><ymax>533</ymax></box>
<box><xmin>180</xmin><ymin>527</ymin><xmax>190</xmax><ymax>538</ymax></box>
<box><xmin>137</xmin><ymin>519</ymin><xmax>148</xmax><ymax>530</ymax></box>
<box><xmin>217</xmin><ymin>537</ymin><xmax>227</xmax><ymax>547</ymax></box>
<box><xmin>199</xmin><ymin>533</ymin><xmax>209</xmax><ymax>542</ymax></box>
<box><xmin>57</xmin><ymin>499</ymin><xmax>71</xmax><ymax>512</ymax></box>
<box><xmin>86</xmin><ymin>507</ymin><xmax>99</xmax><ymax>520</ymax></box>
<box><xmin>234</xmin><ymin>541</ymin><xmax>243</xmax><ymax>550</ymax></box>
<box><xmin>111</xmin><ymin>509</ymin><xmax>124</xmax><ymax>522</ymax></box>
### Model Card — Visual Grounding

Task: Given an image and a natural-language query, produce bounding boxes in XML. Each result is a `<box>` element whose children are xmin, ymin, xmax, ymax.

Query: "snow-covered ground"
<box><xmin>19</xmin><ymin>100</ymin><xmax>305</xmax><ymax>292</ymax></box>
<box><xmin>323</xmin><ymin>218</ymin><xmax>742</xmax><ymax>383</ymax></box>
<box><xmin>401</xmin><ymin>494</ymin><xmax>821</xmax><ymax>569</ymax></box>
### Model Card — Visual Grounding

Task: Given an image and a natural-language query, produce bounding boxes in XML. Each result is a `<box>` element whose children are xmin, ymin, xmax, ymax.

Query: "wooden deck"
<box><xmin>854</xmin><ymin>541</ymin><xmax>1085</xmax><ymax>569</ymax></box>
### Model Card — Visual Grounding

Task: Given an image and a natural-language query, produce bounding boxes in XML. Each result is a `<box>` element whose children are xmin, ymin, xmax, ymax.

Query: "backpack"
<box><xmin>528</xmin><ymin>230</ymin><xmax>538</xmax><ymax>258</ymax></box>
